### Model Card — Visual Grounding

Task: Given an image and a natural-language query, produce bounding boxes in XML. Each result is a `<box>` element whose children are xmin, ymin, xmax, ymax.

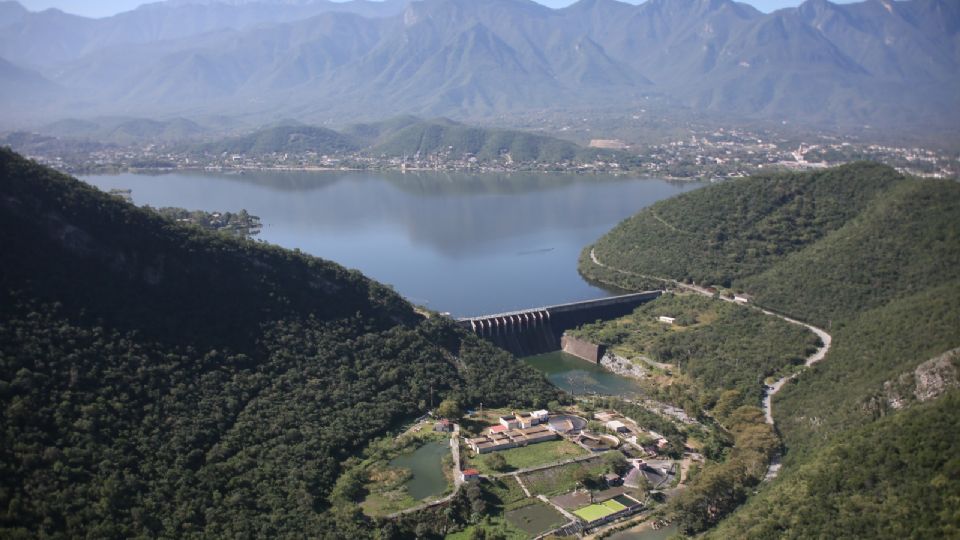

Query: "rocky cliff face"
<box><xmin>882</xmin><ymin>348</ymin><xmax>960</xmax><ymax>409</ymax></box>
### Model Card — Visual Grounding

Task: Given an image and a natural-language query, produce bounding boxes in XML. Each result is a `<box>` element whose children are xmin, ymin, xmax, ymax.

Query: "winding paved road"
<box><xmin>588</xmin><ymin>248</ymin><xmax>833</xmax><ymax>480</ymax></box>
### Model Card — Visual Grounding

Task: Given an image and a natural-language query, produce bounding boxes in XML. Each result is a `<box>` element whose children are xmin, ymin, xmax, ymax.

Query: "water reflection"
<box><xmin>523</xmin><ymin>352</ymin><xmax>645</xmax><ymax>397</ymax></box>
<box><xmin>83</xmin><ymin>170</ymin><xmax>702</xmax><ymax>316</ymax></box>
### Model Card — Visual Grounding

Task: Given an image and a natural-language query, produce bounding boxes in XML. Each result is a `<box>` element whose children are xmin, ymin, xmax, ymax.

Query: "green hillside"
<box><xmin>583</xmin><ymin>162</ymin><xmax>905</xmax><ymax>288</ymax></box>
<box><xmin>370</xmin><ymin>119</ymin><xmax>605</xmax><ymax>163</ymax></box>
<box><xmin>341</xmin><ymin>115</ymin><xmax>423</xmax><ymax>144</ymax></box>
<box><xmin>707</xmin><ymin>389</ymin><xmax>960</xmax><ymax>540</ymax></box>
<box><xmin>741</xmin><ymin>178</ymin><xmax>960</xmax><ymax>325</ymax></box>
<box><xmin>200</xmin><ymin>125</ymin><xmax>361</xmax><ymax>155</ymax></box>
<box><xmin>0</xmin><ymin>148</ymin><xmax>558</xmax><ymax>538</ymax></box>
<box><xmin>579</xmin><ymin>163</ymin><xmax>960</xmax><ymax>536</ymax></box>
<box><xmin>183</xmin><ymin>117</ymin><xmax>626</xmax><ymax>167</ymax></box>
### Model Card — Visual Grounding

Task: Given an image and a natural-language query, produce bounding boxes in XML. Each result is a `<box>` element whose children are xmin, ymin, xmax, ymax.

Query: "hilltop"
<box><xmin>0</xmin><ymin>148</ymin><xmax>559</xmax><ymax>537</ymax></box>
<box><xmin>579</xmin><ymin>162</ymin><xmax>960</xmax><ymax>536</ymax></box>
<box><xmin>173</xmin><ymin>117</ymin><xmax>626</xmax><ymax>169</ymax></box>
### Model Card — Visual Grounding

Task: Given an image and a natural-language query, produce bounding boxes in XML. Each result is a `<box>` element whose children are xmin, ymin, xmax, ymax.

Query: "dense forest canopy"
<box><xmin>585</xmin><ymin>162</ymin><xmax>905</xmax><ymax>289</ymax></box>
<box><xmin>580</xmin><ymin>163</ymin><xmax>960</xmax><ymax>537</ymax></box>
<box><xmin>0</xmin><ymin>148</ymin><xmax>559</xmax><ymax>538</ymax></box>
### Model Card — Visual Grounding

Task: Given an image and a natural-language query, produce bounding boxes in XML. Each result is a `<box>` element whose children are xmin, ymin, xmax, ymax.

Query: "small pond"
<box><xmin>523</xmin><ymin>351</ymin><xmax>644</xmax><ymax>397</ymax></box>
<box><xmin>389</xmin><ymin>440</ymin><xmax>450</xmax><ymax>500</ymax></box>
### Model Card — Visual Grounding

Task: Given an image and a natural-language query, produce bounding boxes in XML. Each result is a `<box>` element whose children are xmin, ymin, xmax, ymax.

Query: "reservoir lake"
<box><xmin>82</xmin><ymin>170</ymin><xmax>702</xmax><ymax>318</ymax></box>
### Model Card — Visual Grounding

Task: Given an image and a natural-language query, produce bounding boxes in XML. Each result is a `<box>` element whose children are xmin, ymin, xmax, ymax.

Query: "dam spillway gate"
<box><xmin>459</xmin><ymin>291</ymin><xmax>662</xmax><ymax>357</ymax></box>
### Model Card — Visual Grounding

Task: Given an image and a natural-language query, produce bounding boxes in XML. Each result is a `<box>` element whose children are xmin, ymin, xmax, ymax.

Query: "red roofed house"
<box><xmin>461</xmin><ymin>469</ymin><xmax>480</xmax><ymax>482</ymax></box>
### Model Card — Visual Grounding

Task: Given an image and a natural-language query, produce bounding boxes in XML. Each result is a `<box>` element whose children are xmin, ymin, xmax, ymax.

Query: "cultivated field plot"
<box><xmin>573</xmin><ymin>499</ymin><xmax>626</xmax><ymax>522</ymax></box>
<box><xmin>520</xmin><ymin>457</ymin><xmax>606</xmax><ymax>496</ymax></box>
<box><xmin>504</xmin><ymin>501</ymin><xmax>567</xmax><ymax>536</ymax></box>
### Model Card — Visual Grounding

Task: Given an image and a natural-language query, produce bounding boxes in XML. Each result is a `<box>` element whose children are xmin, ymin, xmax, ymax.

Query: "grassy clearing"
<box><xmin>458</xmin><ymin>408</ymin><xmax>515</xmax><ymax>437</ymax></box>
<box><xmin>360</xmin><ymin>459</ymin><xmax>423</xmax><ymax>516</ymax></box>
<box><xmin>520</xmin><ymin>457</ymin><xmax>607</xmax><ymax>497</ymax></box>
<box><xmin>360</xmin><ymin>488</ymin><xmax>417</xmax><ymax>517</ymax></box>
<box><xmin>464</xmin><ymin>439</ymin><xmax>588</xmax><ymax>474</ymax></box>
<box><xmin>358</xmin><ymin>433</ymin><xmax>451</xmax><ymax>517</ymax></box>
<box><xmin>483</xmin><ymin>476</ymin><xmax>528</xmax><ymax>509</ymax></box>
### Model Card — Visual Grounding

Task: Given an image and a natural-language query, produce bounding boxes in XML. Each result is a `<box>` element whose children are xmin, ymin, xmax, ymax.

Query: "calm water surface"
<box><xmin>82</xmin><ymin>170</ymin><xmax>702</xmax><ymax>317</ymax></box>
<box><xmin>389</xmin><ymin>440</ymin><xmax>450</xmax><ymax>500</ymax></box>
<box><xmin>523</xmin><ymin>351</ymin><xmax>645</xmax><ymax>396</ymax></box>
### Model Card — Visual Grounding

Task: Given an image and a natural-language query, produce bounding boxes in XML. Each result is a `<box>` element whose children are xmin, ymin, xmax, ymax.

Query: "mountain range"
<box><xmin>0</xmin><ymin>0</ymin><xmax>958</xmax><ymax>130</ymax></box>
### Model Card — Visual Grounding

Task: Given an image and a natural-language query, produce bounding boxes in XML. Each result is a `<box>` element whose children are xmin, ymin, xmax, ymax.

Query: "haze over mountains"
<box><xmin>0</xmin><ymin>0</ymin><xmax>958</xmax><ymax>131</ymax></box>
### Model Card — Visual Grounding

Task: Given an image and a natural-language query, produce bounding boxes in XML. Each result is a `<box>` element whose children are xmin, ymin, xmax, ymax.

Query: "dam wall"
<box><xmin>561</xmin><ymin>334</ymin><xmax>606</xmax><ymax>363</ymax></box>
<box><xmin>460</xmin><ymin>291</ymin><xmax>661</xmax><ymax>356</ymax></box>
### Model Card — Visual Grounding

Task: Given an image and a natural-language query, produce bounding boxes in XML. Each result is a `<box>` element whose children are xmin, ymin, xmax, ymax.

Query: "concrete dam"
<box><xmin>459</xmin><ymin>291</ymin><xmax>662</xmax><ymax>357</ymax></box>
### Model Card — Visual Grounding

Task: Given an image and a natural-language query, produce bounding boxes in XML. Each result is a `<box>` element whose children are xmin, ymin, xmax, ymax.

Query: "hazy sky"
<box><xmin>19</xmin><ymin>0</ymin><xmax>859</xmax><ymax>19</ymax></box>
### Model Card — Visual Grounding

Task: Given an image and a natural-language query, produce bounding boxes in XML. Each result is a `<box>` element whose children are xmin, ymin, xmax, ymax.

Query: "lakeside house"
<box><xmin>460</xmin><ymin>468</ymin><xmax>480</xmax><ymax>482</ymax></box>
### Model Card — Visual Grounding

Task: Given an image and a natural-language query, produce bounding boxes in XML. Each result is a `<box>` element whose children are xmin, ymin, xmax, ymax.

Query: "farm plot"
<box><xmin>504</xmin><ymin>500</ymin><xmax>567</xmax><ymax>536</ymax></box>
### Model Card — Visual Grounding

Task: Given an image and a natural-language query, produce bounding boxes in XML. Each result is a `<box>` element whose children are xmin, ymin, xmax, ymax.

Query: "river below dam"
<box><xmin>83</xmin><ymin>170</ymin><xmax>702</xmax><ymax>318</ymax></box>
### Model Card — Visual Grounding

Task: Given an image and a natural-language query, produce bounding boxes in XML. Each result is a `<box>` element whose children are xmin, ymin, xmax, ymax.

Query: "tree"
<box><xmin>572</xmin><ymin>466</ymin><xmax>591</xmax><ymax>489</ymax></box>
<box><xmin>437</xmin><ymin>397</ymin><xmax>463</xmax><ymax>420</ymax></box>
<box><xmin>712</xmin><ymin>389</ymin><xmax>742</xmax><ymax>423</ymax></box>
<box><xmin>485</xmin><ymin>453</ymin><xmax>508</xmax><ymax>472</ymax></box>
<box><xmin>603</xmin><ymin>451</ymin><xmax>628</xmax><ymax>475</ymax></box>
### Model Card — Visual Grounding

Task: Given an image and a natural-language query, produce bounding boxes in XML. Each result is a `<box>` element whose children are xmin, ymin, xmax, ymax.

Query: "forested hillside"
<box><xmin>583</xmin><ymin>162</ymin><xmax>905</xmax><ymax>288</ymax></box>
<box><xmin>579</xmin><ymin>163</ymin><xmax>960</xmax><ymax>537</ymax></box>
<box><xmin>0</xmin><ymin>148</ymin><xmax>558</xmax><ymax>538</ymax></box>
<box><xmin>370</xmin><ymin>119</ymin><xmax>589</xmax><ymax>163</ymax></box>
<box><xmin>708</xmin><ymin>389</ymin><xmax>960</xmax><ymax>539</ymax></box>
<box><xmin>199</xmin><ymin>125</ymin><xmax>361</xmax><ymax>156</ymax></box>
<box><xmin>178</xmin><ymin>117</ymin><xmax>622</xmax><ymax>166</ymax></box>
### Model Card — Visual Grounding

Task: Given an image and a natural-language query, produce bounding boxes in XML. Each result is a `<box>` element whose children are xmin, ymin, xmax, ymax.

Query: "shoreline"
<box><xmin>68</xmin><ymin>164</ymin><xmax>708</xmax><ymax>181</ymax></box>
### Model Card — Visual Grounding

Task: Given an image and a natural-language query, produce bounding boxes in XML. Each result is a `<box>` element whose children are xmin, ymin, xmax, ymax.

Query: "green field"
<box><xmin>602</xmin><ymin>499</ymin><xmax>628</xmax><ymax>512</ymax></box>
<box><xmin>465</xmin><ymin>439</ymin><xmax>588</xmax><ymax>474</ymax></box>
<box><xmin>574</xmin><ymin>503</ymin><xmax>618</xmax><ymax>522</ymax></box>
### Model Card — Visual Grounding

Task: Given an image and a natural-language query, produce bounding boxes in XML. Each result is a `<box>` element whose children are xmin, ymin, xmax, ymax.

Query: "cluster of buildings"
<box><xmin>593</xmin><ymin>411</ymin><xmax>669</xmax><ymax>457</ymax></box>
<box><xmin>466</xmin><ymin>410</ymin><xmax>555</xmax><ymax>454</ymax></box>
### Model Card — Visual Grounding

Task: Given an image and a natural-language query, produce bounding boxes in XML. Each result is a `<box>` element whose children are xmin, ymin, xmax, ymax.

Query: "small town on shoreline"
<box><xmin>6</xmin><ymin>123</ymin><xmax>957</xmax><ymax>181</ymax></box>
